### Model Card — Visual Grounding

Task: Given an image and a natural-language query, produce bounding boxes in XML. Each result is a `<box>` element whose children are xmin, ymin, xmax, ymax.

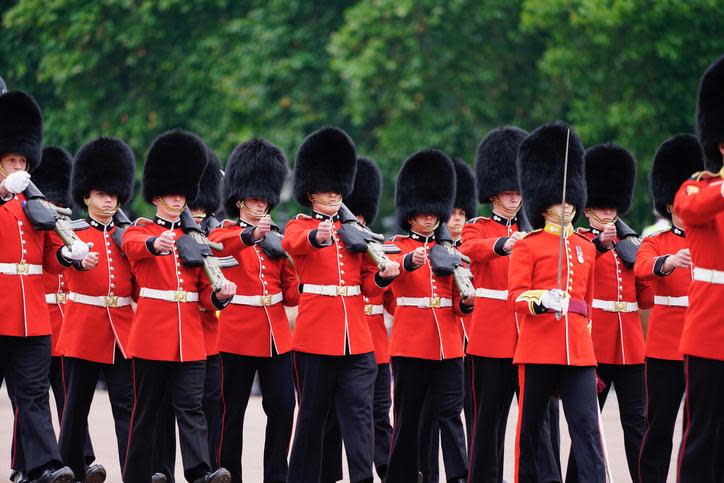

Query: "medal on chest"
<box><xmin>576</xmin><ymin>245</ymin><xmax>584</xmax><ymax>264</ymax></box>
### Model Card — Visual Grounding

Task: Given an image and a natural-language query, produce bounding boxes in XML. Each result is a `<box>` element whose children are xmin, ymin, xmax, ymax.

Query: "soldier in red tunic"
<box><xmin>418</xmin><ymin>155</ymin><xmax>477</xmax><ymax>483</ymax></box>
<box><xmin>0</xmin><ymin>90</ymin><xmax>78</xmax><ymax>483</ymax></box>
<box><xmin>210</xmin><ymin>138</ymin><xmax>299</xmax><ymax>483</ymax></box>
<box><xmin>384</xmin><ymin>150</ymin><xmax>473</xmax><ymax>483</ymax></box>
<box><xmin>283</xmin><ymin>127</ymin><xmax>399</xmax><ymax>483</ymax></box>
<box><xmin>567</xmin><ymin>143</ymin><xmax>652</xmax><ymax>483</ymax></box>
<box><xmin>675</xmin><ymin>54</ymin><xmax>724</xmax><ymax>483</ymax></box>
<box><xmin>320</xmin><ymin>155</ymin><xmax>392</xmax><ymax>482</ymax></box>
<box><xmin>635</xmin><ymin>134</ymin><xmax>703</xmax><ymax>483</ymax></box>
<box><xmin>511</xmin><ymin>122</ymin><xmax>607</xmax><ymax>483</ymax></box>
<box><xmin>55</xmin><ymin>137</ymin><xmax>138</xmax><ymax>483</ymax></box>
<box><xmin>462</xmin><ymin>127</ymin><xmax>560</xmax><ymax>483</ymax></box>
<box><xmin>122</xmin><ymin>130</ymin><xmax>236</xmax><ymax>483</ymax></box>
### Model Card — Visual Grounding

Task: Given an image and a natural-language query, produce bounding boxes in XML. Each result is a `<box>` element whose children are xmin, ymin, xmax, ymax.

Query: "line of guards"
<box><xmin>1</xmin><ymin>55</ymin><xmax>723</xmax><ymax>483</ymax></box>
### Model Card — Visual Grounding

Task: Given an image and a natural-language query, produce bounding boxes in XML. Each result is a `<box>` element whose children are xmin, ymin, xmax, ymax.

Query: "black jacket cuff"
<box><xmin>146</xmin><ymin>237</ymin><xmax>162</xmax><ymax>255</ymax></box>
<box><xmin>375</xmin><ymin>272</ymin><xmax>395</xmax><ymax>288</ymax></box>
<box><xmin>653</xmin><ymin>256</ymin><xmax>673</xmax><ymax>277</ymax></box>
<box><xmin>56</xmin><ymin>248</ymin><xmax>73</xmax><ymax>267</ymax></box>
<box><xmin>459</xmin><ymin>300</ymin><xmax>474</xmax><ymax>314</ymax></box>
<box><xmin>308</xmin><ymin>230</ymin><xmax>332</xmax><ymax>248</ymax></box>
<box><xmin>211</xmin><ymin>292</ymin><xmax>232</xmax><ymax>310</ymax></box>
<box><xmin>403</xmin><ymin>253</ymin><xmax>420</xmax><ymax>272</ymax></box>
<box><xmin>493</xmin><ymin>237</ymin><xmax>510</xmax><ymax>256</ymax></box>
<box><xmin>240</xmin><ymin>226</ymin><xmax>258</xmax><ymax>246</ymax></box>
<box><xmin>592</xmin><ymin>236</ymin><xmax>612</xmax><ymax>253</ymax></box>
<box><xmin>532</xmin><ymin>302</ymin><xmax>548</xmax><ymax>315</ymax></box>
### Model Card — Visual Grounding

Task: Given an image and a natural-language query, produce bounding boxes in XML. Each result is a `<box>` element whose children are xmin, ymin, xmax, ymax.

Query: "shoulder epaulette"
<box><xmin>645</xmin><ymin>228</ymin><xmax>669</xmax><ymax>238</ymax></box>
<box><xmin>133</xmin><ymin>217</ymin><xmax>153</xmax><ymax>226</ymax></box>
<box><xmin>389</xmin><ymin>234</ymin><xmax>409</xmax><ymax>242</ymax></box>
<box><xmin>69</xmin><ymin>219</ymin><xmax>90</xmax><ymax>230</ymax></box>
<box><xmin>221</xmin><ymin>219</ymin><xmax>238</xmax><ymax>228</ymax></box>
<box><xmin>293</xmin><ymin>213</ymin><xmax>313</xmax><ymax>220</ymax></box>
<box><xmin>521</xmin><ymin>229</ymin><xmax>542</xmax><ymax>239</ymax></box>
<box><xmin>572</xmin><ymin>231</ymin><xmax>593</xmax><ymax>243</ymax></box>
<box><xmin>692</xmin><ymin>169</ymin><xmax>723</xmax><ymax>181</ymax></box>
<box><xmin>466</xmin><ymin>216</ymin><xmax>489</xmax><ymax>224</ymax></box>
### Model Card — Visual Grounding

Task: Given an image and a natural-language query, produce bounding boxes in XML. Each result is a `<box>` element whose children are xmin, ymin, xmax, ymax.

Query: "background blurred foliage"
<box><xmin>1</xmin><ymin>0</ymin><xmax>721</xmax><ymax>230</ymax></box>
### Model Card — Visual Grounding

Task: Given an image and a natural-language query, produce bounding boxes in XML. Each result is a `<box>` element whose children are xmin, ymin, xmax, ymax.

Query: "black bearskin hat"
<box><xmin>224</xmin><ymin>138</ymin><xmax>288</xmax><ymax>217</ymax></box>
<box><xmin>584</xmin><ymin>143</ymin><xmax>637</xmax><ymax>214</ymax></box>
<box><xmin>34</xmin><ymin>146</ymin><xmax>72</xmax><ymax>207</ymax></box>
<box><xmin>650</xmin><ymin>134</ymin><xmax>704</xmax><ymax>220</ymax></box>
<box><xmin>0</xmin><ymin>91</ymin><xmax>43</xmax><ymax>171</ymax></box>
<box><xmin>189</xmin><ymin>150</ymin><xmax>222</xmax><ymax>214</ymax></box>
<box><xmin>395</xmin><ymin>149</ymin><xmax>456</xmax><ymax>231</ymax></box>
<box><xmin>452</xmin><ymin>157</ymin><xmax>477</xmax><ymax>218</ymax></box>
<box><xmin>346</xmin><ymin>156</ymin><xmax>382</xmax><ymax>225</ymax></box>
<box><xmin>518</xmin><ymin>121</ymin><xmax>587</xmax><ymax>229</ymax></box>
<box><xmin>72</xmin><ymin>137</ymin><xmax>136</xmax><ymax>209</ymax></box>
<box><xmin>142</xmin><ymin>129</ymin><xmax>208</xmax><ymax>203</ymax></box>
<box><xmin>476</xmin><ymin>126</ymin><xmax>527</xmax><ymax>203</ymax></box>
<box><xmin>293</xmin><ymin>126</ymin><xmax>357</xmax><ymax>206</ymax></box>
<box><xmin>697</xmin><ymin>55</ymin><xmax>724</xmax><ymax>171</ymax></box>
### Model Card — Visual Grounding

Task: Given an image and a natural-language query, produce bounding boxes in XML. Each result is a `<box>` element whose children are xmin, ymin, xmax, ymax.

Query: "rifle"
<box><xmin>430</xmin><ymin>223</ymin><xmax>476</xmax><ymax>299</ymax></box>
<box><xmin>178</xmin><ymin>207</ymin><xmax>228</xmax><ymax>291</ymax></box>
<box><xmin>22</xmin><ymin>181</ymin><xmax>84</xmax><ymax>250</ymax></box>
<box><xmin>336</xmin><ymin>203</ymin><xmax>400</xmax><ymax>271</ymax></box>
<box><xmin>614</xmin><ymin>218</ymin><xmax>641</xmax><ymax>268</ymax></box>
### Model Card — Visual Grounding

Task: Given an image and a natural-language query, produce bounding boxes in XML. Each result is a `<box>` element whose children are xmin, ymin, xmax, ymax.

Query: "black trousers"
<box><xmin>637</xmin><ymin>358</ymin><xmax>685</xmax><ymax>483</ymax></box>
<box><xmin>565</xmin><ymin>363</ymin><xmax>645</xmax><ymax>483</ymax></box>
<box><xmin>466</xmin><ymin>356</ymin><xmax>561</xmax><ymax>483</ymax></box>
<box><xmin>58</xmin><ymin>347</ymin><xmax>133</xmax><ymax>479</ymax></box>
<box><xmin>0</xmin><ymin>335</ymin><xmax>63</xmax><ymax>476</ymax></box>
<box><xmin>218</xmin><ymin>351</ymin><xmax>295</xmax><ymax>483</ymax></box>
<box><xmin>152</xmin><ymin>390</ymin><xmax>177</xmax><ymax>482</ymax></box>
<box><xmin>517</xmin><ymin>364</ymin><xmax>606</xmax><ymax>483</ymax></box>
<box><xmin>204</xmin><ymin>354</ymin><xmax>221</xmax><ymax>471</ymax></box>
<box><xmin>320</xmin><ymin>362</ymin><xmax>393</xmax><ymax>482</ymax></box>
<box><xmin>386</xmin><ymin>356</ymin><xmax>467</xmax><ymax>483</ymax></box>
<box><xmin>419</xmin><ymin>355</ymin><xmax>474</xmax><ymax>483</ymax></box>
<box><xmin>677</xmin><ymin>356</ymin><xmax>724</xmax><ymax>483</ymax></box>
<box><xmin>288</xmin><ymin>351</ymin><xmax>377</xmax><ymax>483</ymax></box>
<box><xmin>123</xmin><ymin>358</ymin><xmax>211</xmax><ymax>483</ymax></box>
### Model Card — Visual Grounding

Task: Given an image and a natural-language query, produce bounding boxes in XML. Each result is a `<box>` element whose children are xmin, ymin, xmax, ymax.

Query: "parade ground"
<box><xmin>1</xmin><ymin>385</ymin><xmax>683</xmax><ymax>482</ymax></box>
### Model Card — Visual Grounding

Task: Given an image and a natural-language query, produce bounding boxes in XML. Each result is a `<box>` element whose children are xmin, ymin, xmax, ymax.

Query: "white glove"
<box><xmin>61</xmin><ymin>241</ymin><xmax>91</xmax><ymax>261</ymax></box>
<box><xmin>540</xmin><ymin>289</ymin><xmax>570</xmax><ymax>315</ymax></box>
<box><xmin>3</xmin><ymin>170</ymin><xmax>31</xmax><ymax>194</ymax></box>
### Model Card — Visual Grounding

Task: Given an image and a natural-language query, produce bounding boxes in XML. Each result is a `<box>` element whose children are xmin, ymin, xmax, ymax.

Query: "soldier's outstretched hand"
<box><xmin>315</xmin><ymin>220</ymin><xmax>333</xmax><ymax>244</ymax></box>
<box><xmin>253</xmin><ymin>215</ymin><xmax>272</xmax><ymax>241</ymax></box>
<box><xmin>80</xmin><ymin>251</ymin><xmax>100</xmax><ymax>270</ymax></box>
<box><xmin>379</xmin><ymin>260</ymin><xmax>400</xmax><ymax>279</ymax></box>
<box><xmin>216</xmin><ymin>280</ymin><xmax>237</xmax><ymax>299</ymax></box>
<box><xmin>154</xmin><ymin>230</ymin><xmax>175</xmax><ymax>254</ymax></box>
<box><xmin>503</xmin><ymin>231</ymin><xmax>526</xmax><ymax>253</ymax></box>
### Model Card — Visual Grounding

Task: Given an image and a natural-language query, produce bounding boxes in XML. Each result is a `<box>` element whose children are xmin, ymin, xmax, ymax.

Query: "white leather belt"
<box><xmin>69</xmin><ymin>292</ymin><xmax>132</xmax><ymax>308</ymax></box>
<box><xmin>45</xmin><ymin>293</ymin><xmax>68</xmax><ymax>304</ymax></box>
<box><xmin>592</xmin><ymin>299</ymin><xmax>639</xmax><ymax>313</ymax></box>
<box><xmin>693</xmin><ymin>267</ymin><xmax>724</xmax><ymax>284</ymax></box>
<box><xmin>653</xmin><ymin>295</ymin><xmax>689</xmax><ymax>307</ymax></box>
<box><xmin>396</xmin><ymin>297</ymin><xmax>453</xmax><ymax>308</ymax></box>
<box><xmin>475</xmin><ymin>288</ymin><xmax>508</xmax><ymax>300</ymax></box>
<box><xmin>231</xmin><ymin>292</ymin><xmax>283</xmax><ymax>307</ymax></box>
<box><xmin>139</xmin><ymin>287</ymin><xmax>199</xmax><ymax>303</ymax></box>
<box><xmin>364</xmin><ymin>304</ymin><xmax>384</xmax><ymax>316</ymax></box>
<box><xmin>0</xmin><ymin>262</ymin><xmax>42</xmax><ymax>275</ymax></box>
<box><xmin>303</xmin><ymin>284</ymin><xmax>361</xmax><ymax>297</ymax></box>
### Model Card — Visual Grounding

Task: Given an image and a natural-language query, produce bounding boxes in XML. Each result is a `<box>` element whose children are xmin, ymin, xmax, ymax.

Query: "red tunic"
<box><xmin>386</xmin><ymin>233</ymin><xmax>469</xmax><ymax>361</ymax></box>
<box><xmin>281</xmin><ymin>213</ymin><xmax>386</xmax><ymax>356</ymax></box>
<box><xmin>461</xmin><ymin>215</ymin><xmax>520</xmax><ymax>358</ymax></box>
<box><xmin>122</xmin><ymin>218</ymin><xmax>223</xmax><ymax>362</ymax></box>
<box><xmin>509</xmin><ymin>225</ymin><xmax>597</xmax><ymax>366</ymax></box>
<box><xmin>578</xmin><ymin>228</ymin><xmax>652</xmax><ymax>365</ymax></box>
<box><xmin>43</xmin><ymin>272</ymin><xmax>67</xmax><ymax>356</ymax></box>
<box><xmin>58</xmin><ymin>220</ymin><xmax>134</xmax><ymax>364</ymax></box>
<box><xmin>210</xmin><ymin>220</ymin><xmax>300</xmax><ymax>357</ymax></box>
<box><xmin>634</xmin><ymin>227</ymin><xmax>691</xmax><ymax>361</ymax></box>
<box><xmin>674</xmin><ymin>173</ymin><xmax>724</xmax><ymax>361</ymax></box>
<box><xmin>0</xmin><ymin>194</ymin><xmax>67</xmax><ymax>337</ymax></box>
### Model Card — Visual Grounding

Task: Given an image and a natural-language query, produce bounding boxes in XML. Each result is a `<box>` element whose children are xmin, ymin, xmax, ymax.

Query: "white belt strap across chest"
<box><xmin>45</xmin><ymin>292</ymin><xmax>67</xmax><ymax>304</ymax></box>
<box><xmin>231</xmin><ymin>292</ymin><xmax>283</xmax><ymax>307</ymax></box>
<box><xmin>475</xmin><ymin>288</ymin><xmax>508</xmax><ymax>301</ymax></box>
<box><xmin>653</xmin><ymin>295</ymin><xmax>689</xmax><ymax>307</ymax></box>
<box><xmin>0</xmin><ymin>262</ymin><xmax>43</xmax><ymax>275</ymax></box>
<box><xmin>69</xmin><ymin>292</ymin><xmax>132</xmax><ymax>308</ymax></box>
<box><xmin>139</xmin><ymin>287</ymin><xmax>199</xmax><ymax>303</ymax></box>
<box><xmin>592</xmin><ymin>299</ymin><xmax>639</xmax><ymax>313</ymax></box>
<box><xmin>303</xmin><ymin>284</ymin><xmax>361</xmax><ymax>297</ymax></box>
<box><xmin>396</xmin><ymin>296</ymin><xmax>453</xmax><ymax>308</ymax></box>
<box><xmin>364</xmin><ymin>304</ymin><xmax>384</xmax><ymax>315</ymax></box>
<box><xmin>693</xmin><ymin>267</ymin><xmax>724</xmax><ymax>285</ymax></box>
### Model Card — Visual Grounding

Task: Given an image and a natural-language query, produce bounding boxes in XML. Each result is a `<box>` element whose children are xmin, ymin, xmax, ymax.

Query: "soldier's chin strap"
<box><xmin>237</xmin><ymin>200</ymin><xmax>268</xmax><ymax>222</ymax></box>
<box><xmin>157</xmin><ymin>197</ymin><xmax>186</xmax><ymax>215</ymax></box>
<box><xmin>85</xmin><ymin>197</ymin><xmax>120</xmax><ymax>217</ymax></box>
<box><xmin>585</xmin><ymin>208</ymin><xmax>618</xmax><ymax>227</ymax></box>
<box><xmin>308</xmin><ymin>193</ymin><xmax>343</xmax><ymax>207</ymax></box>
<box><xmin>491</xmin><ymin>198</ymin><xmax>521</xmax><ymax>219</ymax></box>
<box><xmin>409</xmin><ymin>218</ymin><xmax>439</xmax><ymax>235</ymax></box>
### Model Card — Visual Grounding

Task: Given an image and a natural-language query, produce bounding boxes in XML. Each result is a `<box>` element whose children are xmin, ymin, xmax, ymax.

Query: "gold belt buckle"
<box><xmin>614</xmin><ymin>301</ymin><xmax>626</xmax><ymax>312</ymax></box>
<box><xmin>16</xmin><ymin>262</ymin><xmax>29</xmax><ymax>275</ymax></box>
<box><xmin>260</xmin><ymin>295</ymin><xmax>272</xmax><ymax>306</ymax></box>
<box><xmin>56</xmin><ymin>292</ymin><xmax>67</xmax><ymax>304</ymax></box>
<box><xmin>174</xmin><ymin>290</ymin><xmax>187</xmax><ymax>302</ymax></box>
<box><xmin>337</xmin><ymin>286</ymin><xmax>348</xmax><ymax>296</ymax></box>
<box><xmin>364</xmin><ymin>304</ymin><xmax>373</xmax><ymax>315</ymax></box>
<box><xmin>104</xmin><ymin>295</ymin><xmax>118</xmax><ymax>307</ymax></box>
<box><xmin>430</xmin><ymin>297</ymin><xmax>441</xmax><ymax>308</ymax></box>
